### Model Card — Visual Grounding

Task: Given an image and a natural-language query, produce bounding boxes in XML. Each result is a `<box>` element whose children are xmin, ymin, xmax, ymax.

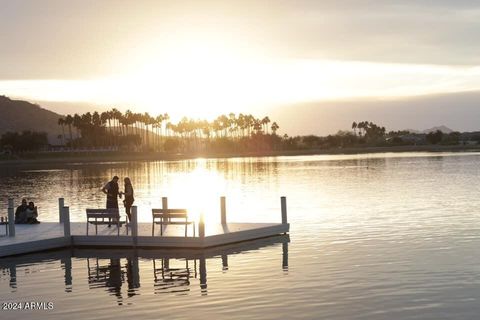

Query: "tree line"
<box><xmin>0</xmin><ymin>131</ymin><xmax>48</xmax><ymax>152</ymax></box>
<box><xmin>2</xmin><ymin>117</ymin><xmax>478</xmax><ymax>155</ymax></box>
<box><xmin>56</xmin><ymin>109</ymin><xmax>281</xmax><ymax>153</ymax></box>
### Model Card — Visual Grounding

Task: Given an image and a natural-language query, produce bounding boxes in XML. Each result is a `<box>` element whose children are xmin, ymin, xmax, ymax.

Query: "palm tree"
<box><xmin>155</xmin><ymin>114</ymin><xmax>165</xmax><ymax>149</ymax></box>
<box><xmin>162</xmin><ymin>113</ymin><xmax>170</xmax><ymax>137</ymax></box>
<box><xmin>237</xmin><ymin>113</ymin><xmax>246</xmax><ymax>138</ymax></box>
<box><xmin>357</xmin><ymin>121</ymin><xmax>365</xmax><ymax>136</ymax></box>
<box><xmin>119</xmin><ymin>114</ymin><xmax>127</xmax><ymax>138</ymax></box>
<box><xmin>253</xmin><ymin>119</ymin><xmax>262</xmax><ymax>134</ymax></box>
<box><xmin>101</xmin><ymin>111</ymin><xmax>111</xmax><ymax>147</ymax></box>
<box><xmin>144</xmin><ymin>112</ymin><xmax>154</xmax><ymax>149</ymax></box>
<box><xmin>262</xmin><ymin>116</ymin><xmax>271</xmax><ymax>134</ymax></box>
<box><xmin>57</xmin><ymin>117</ymin><xmax>66</xmax><ymax>145</ymax></box>
<box><xmin>271</xmin><ymin>122</ymin><xmax>279</xmax><ymax>135</ymax></box>
<box><xmin>352</xmin><ymin>121</ymin><xmax>357</xmax><ymax>136</ymax></box>
<box><xmin>166</xmin><ymin>122</ymin><xmax>174</xmax><ymax>138</ymax></box>
<box><xmin>111</xmin><ymin>108</ymin><xmax>122</xmax><ymax>145</ymax></box>
<box><xmin>72</xmin><ymin>114</ymin><xmax>81</xmax><ymax>147</ymax></box>
<box><xmin>124</xmin><ymin>110</ymin><xmax>134</xmax><ymax>136</ymax></box>
<box><xmin>65</xmin><ymin>115</ymin><xmax>74</xmax><ymax>147</ymax></box>
<box><xmin>246</xmin><ymin>115</ymin><xmax>255</xmax><ymax>137</ymax></box>
<box><xmin>212</xmin><ymin>119</ymin><xmax>221</xmax><ymax>138</ymax></box>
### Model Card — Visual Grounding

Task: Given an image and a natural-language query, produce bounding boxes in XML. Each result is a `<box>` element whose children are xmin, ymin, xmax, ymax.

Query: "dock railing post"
<box><xmin>131</xmin><ymin>206</ymin><xmax>138</xmax><ymax>246</ymax></box>
<box><xmin>220</xmin><ymin>196</ymin><xmax>226</xmax><ymax>225</ymax></box>
<box><xmin>162</xmin><ymin>197</ymin><xmax>169</xmax><ymax>222</ymax></box>
<box><xmin>162</xmin><ymin>197</ymin><xmax>168</xmax><ymax>210</ymax></box>
<box><xmin>199</xmin><ymin>213</ymin><xmax>205</xmax><ymax>239</ymax></box>
<box><xmin>8</xmin><ymin>198</ymin><xmax>15</xmax><ymax>237</ymax></box>
<box><xmin>63</xmin><ymin>206</ymin><xmax>70</xmax><ymax>237</ymax></box>
<box><xmin>59</xmin><ymin>198</ymin><xmax>65</xmax><ymax>223</ymax></box>
<box><xmin>281</xmin><ymin>196</ymin><xmax>287</xmax><ymax>225</ymax></box>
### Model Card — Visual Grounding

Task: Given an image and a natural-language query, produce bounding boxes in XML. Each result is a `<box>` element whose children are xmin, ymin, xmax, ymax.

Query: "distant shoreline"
<box><xmin>1</xmin><ymin>144</ymin><xmax>479</xmax><ymax>166</ymax></box>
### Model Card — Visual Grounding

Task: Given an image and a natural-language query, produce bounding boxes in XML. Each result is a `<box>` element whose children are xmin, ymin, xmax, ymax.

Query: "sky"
<box><xmin>1</xmin><ymin>0</ymin><xmax>480</xmax><ymax>133</ymax></box>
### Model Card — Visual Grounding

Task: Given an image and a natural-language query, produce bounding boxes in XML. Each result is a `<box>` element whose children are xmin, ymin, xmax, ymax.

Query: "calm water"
<box><xmin>1</xmin><ymin>152</ymin><xmax>480</xmax><ymax>319</ymax></box>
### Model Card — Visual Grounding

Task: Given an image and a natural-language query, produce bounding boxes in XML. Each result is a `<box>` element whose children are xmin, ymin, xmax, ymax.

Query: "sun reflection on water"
<box><xmin>163</xmin><ymin>158</ymin><xmax>227</xmax><ymax>224</ymax></box>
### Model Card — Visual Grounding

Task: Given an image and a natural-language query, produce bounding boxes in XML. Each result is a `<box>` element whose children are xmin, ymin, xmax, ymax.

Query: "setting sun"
<box><xmin>124</xmin><ymin>35</ymin><xmax>260</xmax><ymax>120</ymax></box>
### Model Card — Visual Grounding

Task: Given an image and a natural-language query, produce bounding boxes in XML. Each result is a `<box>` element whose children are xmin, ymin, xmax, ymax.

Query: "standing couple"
<box><xmin>101</xmin><ymin>176</ymin><xmax>135</xmax><ymax>222</ymax></box>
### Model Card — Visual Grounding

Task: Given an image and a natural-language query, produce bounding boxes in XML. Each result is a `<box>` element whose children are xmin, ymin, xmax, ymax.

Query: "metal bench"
<box><xmin>152</xmin><ymin>209</ymin><xmax>195</xmax><ymax>237</ymax></box>
<box><xmin>86</xmin><ymin>208</ymin><xmax>126</xmax><ymax>236</ymax></box>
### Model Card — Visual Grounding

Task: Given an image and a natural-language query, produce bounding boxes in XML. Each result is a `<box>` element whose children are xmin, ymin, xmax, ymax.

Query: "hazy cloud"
<box><xmin>1</xmin><ymin>0</ymin><xmax>480</xmax><ymax>80</ymax></box>
<box><xmin>269</xmin><ymin>90</ymin><xmax>480</xmax><ymax>135</ymax></box>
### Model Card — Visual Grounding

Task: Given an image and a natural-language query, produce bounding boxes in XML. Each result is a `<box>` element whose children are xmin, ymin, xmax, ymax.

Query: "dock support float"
<box><xmin>220</xmin><ymin>196</ymin><xmax>226</xmax><ymax>224</ymax></box>
<box><xmin>58</xmin><ymin>198</ymin><xmax>65</xmax><ymax>222</ymax></box>
<box><xmin>8</xmin><ymin>198</ymin><xmax>15</xmax><ymax>237</ymax></box>
<box><xmin>63</xmin><ymin>206</ymin><xmax>70</xmax><ymax>237</ymax></box>
<box><xmin>281</xmin><ymin>196</ymin><xmax>287</xmax><ymax>225</ymax></box>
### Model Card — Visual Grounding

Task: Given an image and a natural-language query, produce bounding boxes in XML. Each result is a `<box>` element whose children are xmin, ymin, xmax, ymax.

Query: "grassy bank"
<box><xmin>1</xmin><ymin>144</ymin><xmax>479</xmax><ymax>166</ymax></box>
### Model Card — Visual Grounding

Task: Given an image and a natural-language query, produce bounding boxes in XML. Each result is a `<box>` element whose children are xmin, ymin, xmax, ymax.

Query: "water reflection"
<box><xmin>0</xmin><ymin>235</ymin><xmax>289</xmax><ymax>303</ymax></box>
<box><xmin>0</xmin><ymin>158</ymin><xmax>282</xmax><ymax>223</ymax></box>
<box><xmin>85</xmin><ymin>256</ymin><xmax>142</xmax><ymax>304</ymax></box>
<box><xmin>60</xmin><ymin>256</ymin><xmax>72</xmax><ymax>292</ymax></box>
<box><xmin>153</xmin><ymin>258</ymin><xmax>195</xmax><ymax>295</ymax></box>
<box><xmin>4</xmin><ymin>153</ymin><xmax>480</xmax><ymax>319</ymax></box>
<box><xmin>87</xmin><ymin>258</ymin><xmax>126</xmax><ymax>305</ymax></box>
<box><xmin>9</xmin><ymin>265</ymin><xmax>16</xmax><ymax>289</ymax></box>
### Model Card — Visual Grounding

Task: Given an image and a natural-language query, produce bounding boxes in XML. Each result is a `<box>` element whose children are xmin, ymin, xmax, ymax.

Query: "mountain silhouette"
<box><xmin>0</xmin><ymin>95</ymin><xmax>62</xmax><ymax>144</ymax></box>
<box><xmin>422</xmin><ymin>125</ymin><xmax>453</xmax><ymax>134</ymax></box>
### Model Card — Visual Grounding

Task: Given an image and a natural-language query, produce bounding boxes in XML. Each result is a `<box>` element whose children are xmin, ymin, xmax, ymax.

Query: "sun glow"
<box><xmin>119</xmin><ymin>34</ymin><xmax>270</xmax><ymax>120</ymax></box>
<box><xmin>3</xmin><ymin>30</ymin><xmax>480</xmax><ymax>121</ymax></box>
<box><xmin>88</xmin><ymin>29</ymin><xmax>480</xmax><ymax>117</ymax></box>
<box><xmin>3</xmin><ymin>2</ymin><xmax>480</xmax><ymax>122</ymax></box>
<box><xmin>166</xmin><ymin>159</ymin><xmax>227</xmax><ymax>225</ymax></box>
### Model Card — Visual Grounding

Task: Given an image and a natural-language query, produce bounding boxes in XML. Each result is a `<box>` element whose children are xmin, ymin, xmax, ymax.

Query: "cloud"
<box><xmin>272</xmin><ymin>1</ymin><xmax>480</xmax><ymax>65</ymax></box>
<box><xmin>1</xmin><ymin>0</ymin><xmax>480</xmax><ymax>80</ymax></box>
<box><xmin>2</xmin><ymin>59</ymin><xmax>480</xmax><ymax>118</ymax></box>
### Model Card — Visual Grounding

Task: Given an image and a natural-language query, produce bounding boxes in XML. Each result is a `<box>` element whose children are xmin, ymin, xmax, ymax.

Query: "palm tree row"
<box><xmin>351</xmin><ymin>121</ymin><xmax>386</xmax><ymax>138</ymax></box>
<box><xmin>167</xmin><ymin>113</ymin><xmax>279</xmax><ymax>140</ymax></box>
<box><xmin>58</xmin><ymin>109</ymin><xmax>280</xmax><ymax>151</ymax></box>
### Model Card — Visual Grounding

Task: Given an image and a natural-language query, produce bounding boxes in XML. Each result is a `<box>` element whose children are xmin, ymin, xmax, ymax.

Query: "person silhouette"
<box><xmin>101</xmin><ymin>176</ymin><xmax>121</xmax><ymax>210</ymax></box>
<box><xmin>101</xmin><ymin>176</ymin><xmax>121</xmax><ymax>227</ymax></box>
<box><xmin>122</xmin><ymin>177</ymin><xmax>135</xmax><ymax>223</ymax></box>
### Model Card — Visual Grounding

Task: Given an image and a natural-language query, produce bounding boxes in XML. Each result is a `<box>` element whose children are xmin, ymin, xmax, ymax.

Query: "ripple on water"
<box><xmin>2</xmin><ymin>153</ymin><xmax>480</xmax><ymax>319</ymax></box>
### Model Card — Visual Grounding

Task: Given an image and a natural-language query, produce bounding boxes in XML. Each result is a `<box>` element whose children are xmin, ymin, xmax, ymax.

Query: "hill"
<box><xmin>423</xmin><ymin>126</ymin><xmax>453</xmax><ymax>134</ymax></box>
<box><xmin>0</xmin><ymin>95</ymin><xmax>63</xmax><ymax>144</ymax></box>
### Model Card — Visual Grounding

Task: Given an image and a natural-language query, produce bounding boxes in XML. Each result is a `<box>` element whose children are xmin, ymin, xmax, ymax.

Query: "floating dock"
<box><xmin>0</xmin><ymin>197</ymin><xmax>289</xmax><ymax>258</ymax></box>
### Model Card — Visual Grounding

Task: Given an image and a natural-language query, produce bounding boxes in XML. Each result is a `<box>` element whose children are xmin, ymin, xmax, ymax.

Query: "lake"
<box><xmin>1</xmin><ymin>152</ymin><xmax>480</xmax><ymax>319</ymax></box>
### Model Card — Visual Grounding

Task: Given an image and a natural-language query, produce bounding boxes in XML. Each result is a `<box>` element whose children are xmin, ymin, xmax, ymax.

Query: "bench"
<box><xmin>152</xmin><ymin>209</ymin><xmax>195</xmax><ymax>237</ymax></box>
<box><xmin>86</xmin><ymin>209</ymin><xmax>126</xmax><ymax>236</ymax></box>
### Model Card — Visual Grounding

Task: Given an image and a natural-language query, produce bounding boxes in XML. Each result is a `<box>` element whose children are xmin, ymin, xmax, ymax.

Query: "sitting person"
<box><xmin>15</xmin><ymin>199</ymin><xmax>28</xmax><ymax>224</ymax></box>
<box><xmin>15</xmin><ymin>199</ymin><xmax>40</xmax><ymax>224</ymax></box>
<box><xmin>25</xmin><ymin>201</ymin><xmax>40</xmax><ymax>224</ymax></box>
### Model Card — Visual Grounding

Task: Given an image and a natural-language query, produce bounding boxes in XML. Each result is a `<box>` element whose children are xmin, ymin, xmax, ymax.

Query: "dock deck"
<box><xmin>0</xmin><ymin>222</ymin><xmax>289</xmax><ymax>258</ymax></box>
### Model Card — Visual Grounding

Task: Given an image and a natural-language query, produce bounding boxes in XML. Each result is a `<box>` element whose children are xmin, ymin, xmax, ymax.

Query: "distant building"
<box><xmin>399</xmin><ymin>134</ymin><xmax>425</xmax><ymax>144</ymax></box>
